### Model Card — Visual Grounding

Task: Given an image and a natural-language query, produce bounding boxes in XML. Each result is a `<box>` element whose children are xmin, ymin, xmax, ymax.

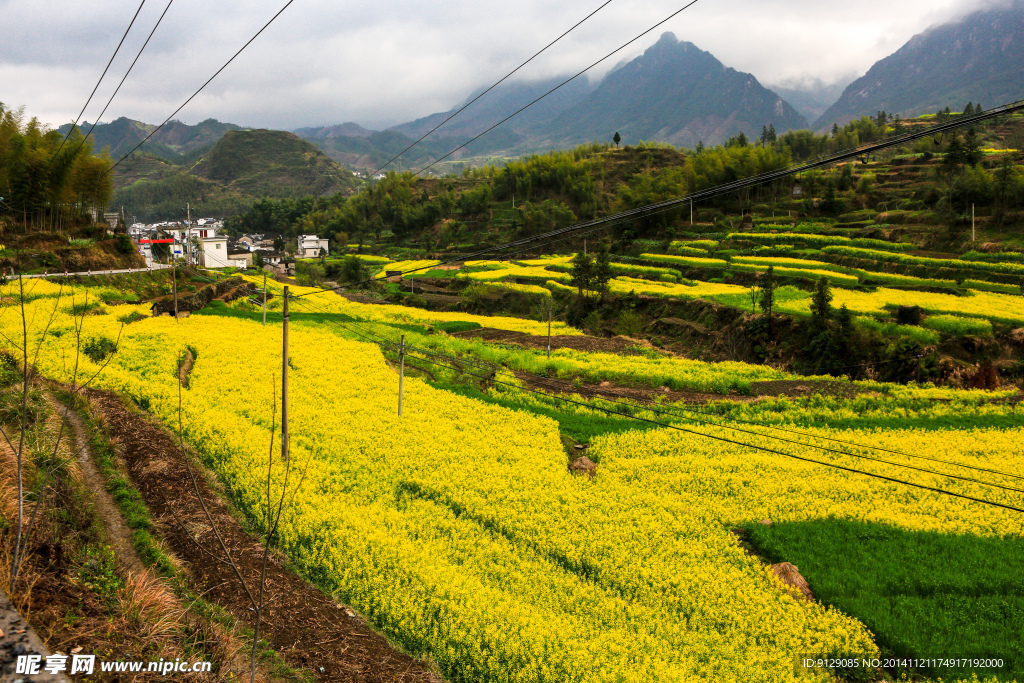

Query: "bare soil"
<box><xmin>88</xmin><ymin>389</ymin><xmax>443</xmax><ymax>683</ymax></box>
<box><xmin>178</xmin><ymin>350</ymin><xmax>194</xmax><ymax>388</ymax></box>
<box><xmin>515</xmin><ymin>371</ymin><xmax>736</xmax><ymax>405</ymax></box>
<box><xmin>747</xmin><ymin>379</ymin><xmax>876</xmax><ymax>399</ymax></box>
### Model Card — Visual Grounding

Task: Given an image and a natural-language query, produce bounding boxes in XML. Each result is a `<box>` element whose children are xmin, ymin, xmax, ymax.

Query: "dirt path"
<box><xmin>178</xmin><ymin>350</ymin><xmax>195</xmax><ymax>388</ymax></box>
<box><xmin>48</xmin><ymin>393</ymin><xmax>148</xmax><ymax>577</ymax></box>
<box><xmin>88</xmin><ymin>389</ymin><xmax>444</xmax><ymax>683</ymax></box>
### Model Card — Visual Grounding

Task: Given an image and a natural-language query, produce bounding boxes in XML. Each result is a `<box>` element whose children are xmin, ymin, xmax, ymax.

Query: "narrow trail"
<box><xmin>47</xmin><ymin>392</ymin><xmax>148</xmax><ymax>577</ymax></box>
<box><xmin>178</xmin><ymin>349</ymin><xmax>195</xmax><ymax>388</ymax></box>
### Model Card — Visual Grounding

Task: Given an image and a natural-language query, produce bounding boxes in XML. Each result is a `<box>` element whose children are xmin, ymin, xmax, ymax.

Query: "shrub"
<box><xmin>83</xmin><ymin>336</ymin><xmax>118</xmax><ymax>362</ymax></box>
<box><xmin>614</xmin><ymin>309</ymin><xmax>645</xmax><ymax>337</ymax></box>
<box><xmin>116</xmin><ymin>311</ymin><xmax>147</xmax><ymax>325</ymax></box>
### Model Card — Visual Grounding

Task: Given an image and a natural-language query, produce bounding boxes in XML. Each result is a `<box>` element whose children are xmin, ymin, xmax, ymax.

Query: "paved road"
<box><xmin>6</xmin><ymin>264</ymin><xmax>172</xmax><ymax>279</ymax></box>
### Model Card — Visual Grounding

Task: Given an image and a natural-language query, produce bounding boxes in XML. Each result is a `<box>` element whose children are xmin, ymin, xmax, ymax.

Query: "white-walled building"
<box><xmin>198</xmin><ymin>236</ymin><xmax>230</xmax><ymax>269</ymax></box>
<box><xmin>298</xmin><ymin>234</ymin><xmax>329</xmax><ymax>258</ymax></box>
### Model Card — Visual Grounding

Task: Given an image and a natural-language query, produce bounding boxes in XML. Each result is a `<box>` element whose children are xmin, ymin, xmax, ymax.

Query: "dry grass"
<box><xmin>770</xmin><ymin>562</ymin><xmax>815</xmax><ymax>602</ymax></box>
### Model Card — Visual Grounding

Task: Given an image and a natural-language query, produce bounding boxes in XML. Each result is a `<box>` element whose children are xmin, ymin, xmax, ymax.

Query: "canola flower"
<box><xmin>0</xmin><ymin>279</ymin><xmax>1020</xmax><ymax>682</ymax></box>
<box><xmin>639</xmin><ymin>253</ymin><xmax>729</xmax><ymax>268</ymax></box>
<box><xmin>239</xmin><ymin>276</ymin><xmax>582</xmax><ymax>336</ymax></box>
<box><xmin>729</xmin><ymin>262</ymin><xmax>861</xmax><ymax>285</ymax></box>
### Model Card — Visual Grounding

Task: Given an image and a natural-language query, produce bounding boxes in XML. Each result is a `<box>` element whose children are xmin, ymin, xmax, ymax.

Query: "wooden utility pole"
<box><xmin>398</xmin><ymin>334</ymin><xmax>405</xmax><ymax>417</ymax></box>
<box><xmin>172</xmin><ymin>259</ymin><xmax>178</xmax><ymax>321</ymax></box>
<box><xmin>690</xmin><ymin>199</ymin><xmax>693</xmax><ymax>225</ymax></box>
<box><xmin>281</xmin><ymin>287</ymin><xmax>290</xmax><ymax>462</ymax></box>
<box><xmin>547</xmin><ymin>305</ymin><xmax>552</xmax><ymax>359</ymax></box>
<box><xmin>262</xmin><ymin>272</ymin><xmax>268</xmax><ymax>326</ymax></box>
<box><xmin>972</xmin><ymin>203</ymin><xmax>976</xmax><ymax>242</ymax></box>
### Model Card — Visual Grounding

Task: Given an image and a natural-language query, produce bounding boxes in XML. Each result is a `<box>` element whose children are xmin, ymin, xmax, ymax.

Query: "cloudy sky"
<box><xmin>0</xmin><ymin>0</ymin><xmax>1001</xmax><ymax>132</ymax></box>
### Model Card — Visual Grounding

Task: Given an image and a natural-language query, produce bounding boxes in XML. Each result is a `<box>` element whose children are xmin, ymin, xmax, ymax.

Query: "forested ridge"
<box><xmin>226</xmin><ymin>111</ymin><xmax>1024</xmax><ymax>253</ymax></box>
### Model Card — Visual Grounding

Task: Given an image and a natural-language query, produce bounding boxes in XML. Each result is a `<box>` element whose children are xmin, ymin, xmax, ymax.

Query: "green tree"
<box><xmin>810</xmin><ymin>276</ymin><xmax>833</xmax><ymax>328</ymax></box>
<box><xmin>570</xmin><ymin>251</ymin><xmax>594</xmax><ymax>300</ymax></box>
<box><xmin>613</xmin><ymin>131</ymin><xmax>621</xmax><ymax>148</ymax></box>
<box><xmin>963</xmin><ymin>127</ymin><xmax>983</xmax><ymax>166</ymax></box>
<box><xmin>339</xmin><ymin>255</ymin><xmax>368</xmax><ymax>284</ymax></box>
<box><xmin>944</xmin><ymin>133</ymin><xmax>965</xmax><ymax>176</ymax></box>
<box><xmin>593</xmin><ymin>247</ymin><xmax>613</xmax><ymax>296</ymax></box>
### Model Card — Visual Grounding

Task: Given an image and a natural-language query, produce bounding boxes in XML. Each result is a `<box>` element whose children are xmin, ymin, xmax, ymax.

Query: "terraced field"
<box><xmin>2</xmin><ymin>274</ymin><xmax>1021</xmax><ymax>683</ymax></box>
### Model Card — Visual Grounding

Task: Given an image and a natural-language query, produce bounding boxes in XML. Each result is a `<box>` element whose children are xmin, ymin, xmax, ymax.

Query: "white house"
<box><xmin>198</xmin><ymin>236</ymin><xmax>230</xmax><ymax>269</ymax></box>
<box><xmin>227</xmin><ymin>251</ymin><xmax>253</xmax><ymax>269</ymax></box>
<box><xmin>298</xmin><ymin>234</ymin><xmax>329</xmax><ymax>258</ymax></box>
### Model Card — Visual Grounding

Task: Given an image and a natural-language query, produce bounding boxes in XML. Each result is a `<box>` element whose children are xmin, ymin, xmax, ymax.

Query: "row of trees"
<box><xmin>0</xmin><ymin>103</ymin><xmax>112</xmax><ymax>224</ymax></box>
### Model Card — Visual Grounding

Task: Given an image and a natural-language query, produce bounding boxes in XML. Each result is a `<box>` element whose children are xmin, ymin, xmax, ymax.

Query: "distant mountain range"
<box><xmin>536</xmin><ymin>33</ymin><xmax>807</xmax><ymax>149</ymax></box>
<box><xmin>101</xmin><ymin>3</ymin><xmax>1023</xmax><ymax>216</ymax></box>
<box><xmin>371</xmin><ymin>33</ymin><xmax>807</xmax><ymax>152</ymax></box>
<box><xmin>814</xmin><ymin>1</ymin><xmax>1024</xmax><ymax>129</ymax></box>
<box><xmin>768</xmin><ymin>80</ymin><xmax>852</xmax><ymax>127</ymax></box>
<box><xmin>60</xmin><ymin>117</ymin><xmax>243</xmax><ymax>164</ymax></box>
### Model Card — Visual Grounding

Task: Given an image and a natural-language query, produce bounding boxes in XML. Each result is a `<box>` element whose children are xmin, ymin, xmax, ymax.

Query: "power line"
<box><xmin>62</xmin><ymin>0</ymin><xmax>177</xmax><ymax>166</ymax></box>
<box><xmin>367</xmin><ymin>0</ymin><xmax>617</xmax><ymax>179</ymax></box>
<box><xmin>410</xmin><ymin>0</ymin><xmax>705</xmax><ymax>178</ymax></box>
<box><xmin>392</xmin><ymin>350</ymin><xmax>1024</xmax><ymax>514</ymax></box>
<box><xmin>262</xmin><ymin>282</ymin><xmax>1024</xmax><ymax>495</ymax></box>
<box><xmin>292</xmin><ymin>99</ymin><xmax>1024</xmax><ymax>300</ymax></box>
<box><xmin>110</xmin><ymin>0</ymin><xmax>298</xmax><ymax>171</ymax></box>
<box><xmin>52</xmin><ymin>0</ymin><xmax>149</xmax><ymax>161</ymax></box>
<box><xmin>515</xmin><ymin>372</ymin><xmax>1024</xmax><ymax>493</ymax></box>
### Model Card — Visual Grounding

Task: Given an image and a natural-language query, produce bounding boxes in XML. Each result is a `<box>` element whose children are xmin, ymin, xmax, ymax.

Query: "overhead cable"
<box><xmin>110</xmin><ymin>0</ymin><xmax>298</xmax><ymax>170</ymax></box>
<box><xmin>366</xmin><ymin>0</ymin><xmax>617</xmax><ymax>178</ymax></box>
<box><xmin>51</xmin><ymin>0</ymin><xmax>149</xmax><ymax>161</ymax></box>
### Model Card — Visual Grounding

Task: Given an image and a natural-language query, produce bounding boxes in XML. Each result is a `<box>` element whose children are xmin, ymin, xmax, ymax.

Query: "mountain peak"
<box><xmin>543</xmin><ymin>38</ymin><xmax>807</xmax><ymax>148</ymax></box>
<box><xmin>813</xmin><ymin>1</ymin><xmax>1024</xmax><ymax>128</ymax></box>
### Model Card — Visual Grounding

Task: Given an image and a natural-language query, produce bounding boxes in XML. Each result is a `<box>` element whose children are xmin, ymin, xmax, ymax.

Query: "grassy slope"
<box><xmin>745</xmin><ymin>518</ymin><xmax>1024</xmax><ymax>681</ymax></box>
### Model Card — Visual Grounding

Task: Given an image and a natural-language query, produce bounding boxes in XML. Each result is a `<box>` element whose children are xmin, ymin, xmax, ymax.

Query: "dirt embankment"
<box><xmin>88</xmin><ymin>389</ymin><xmax>443</xmax><ymax>683</ymax></box>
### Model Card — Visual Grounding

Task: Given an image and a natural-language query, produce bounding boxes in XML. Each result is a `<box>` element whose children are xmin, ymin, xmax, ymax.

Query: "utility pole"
<box><xmin>281</xmin><ymin>287</ymin><xmax>289</xmax><ymax>462</ymax></box>
<box><xmin>262</xmin><ymin>272</ymin><xmax>268</xmax><ymax>326</ymax></box>
<box><xmin>690</xmin><ymin>199</ymin><xmax>693</xmax><ymax>225</ymax></box>
<box><xmin>547</xmin><ymin>305</ymin><xmax>552</xmax><ymax>359</ymax></box>
<box><xmin>185</xmin><ymin>203</ymin><xmax>194</xmax><ymax>266</ymax></box>
<box><xmin>972</xmin><ymin>203</ymin><xmax>976</xmax><ymax>242</ymax></box>
<box><xmin>398</xmin><ymin>334</ymin><xmax>405</xmax><ymax>417</ymax></box>
<box><xmin>172</xmin><ymin>258</ymin><xmax>178</xmax><ymax>321</ymax></box>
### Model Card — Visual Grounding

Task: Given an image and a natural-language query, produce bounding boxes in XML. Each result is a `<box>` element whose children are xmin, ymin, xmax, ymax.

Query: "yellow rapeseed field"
<box><xmin>1</xmin><ymin>278</ymin><xmax>1019</xmax><ymax>683</ymax></box>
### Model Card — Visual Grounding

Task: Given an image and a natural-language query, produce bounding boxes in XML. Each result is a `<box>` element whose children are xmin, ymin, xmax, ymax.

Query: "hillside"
<box><xmin>814</xmin><ymin>2</ymin><xmax>1024</xmax><ymax>129</ymax></box>
<box><xmin>388</xmin><ymin>76</ymin><xmax>596</xmax><ymax>143</ymax></box>
<box><xmin>111</xmin><ymin>129</ymin><xmax>360</xmax><ymax>221</ymax></box>
<box><xmin>538</xmin><ymin>32</ymin><xmax>808</xmax><ymax>148</ymax></box>
<box><xmin>192</xmin><ymin>129</ymin><xmax>355</xmax><ymax>196</ymax></box>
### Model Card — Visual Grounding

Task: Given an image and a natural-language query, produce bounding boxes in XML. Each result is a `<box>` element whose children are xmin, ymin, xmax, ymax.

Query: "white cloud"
<box><xmin>0</xmin><ymin>0</ymin><xmax>997</xmax><ymax>130</ymax></box>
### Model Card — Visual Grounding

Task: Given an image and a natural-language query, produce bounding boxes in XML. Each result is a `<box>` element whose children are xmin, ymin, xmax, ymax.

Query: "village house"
<box><xmin>298</xmin><ymin>234</ymin><xmax>329</xmax><ymax>258</ymax></box>
<box><xmin>228</xmin><ymin>251</ymin><xmax>253</xmax><ymax>268</ymax></box>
